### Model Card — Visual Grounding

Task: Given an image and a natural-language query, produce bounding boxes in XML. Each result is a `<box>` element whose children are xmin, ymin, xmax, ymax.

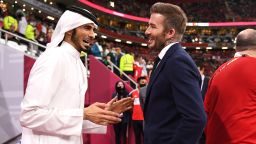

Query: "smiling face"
<box><xmin>67</xmin><ymin>23</ymin><xmax>96</xmax><ymax>52</ymax></box>
<box><xmin>145</xmin><ymin>13</ymin><xmax>170</xmax><ymax>49</ymax></box>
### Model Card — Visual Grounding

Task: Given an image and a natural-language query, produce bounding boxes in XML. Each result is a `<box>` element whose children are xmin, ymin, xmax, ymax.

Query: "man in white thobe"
<box><xmin>20</xmin><ymin>6</ymin><xmax>133</xmax><ymax>144</ymax></box>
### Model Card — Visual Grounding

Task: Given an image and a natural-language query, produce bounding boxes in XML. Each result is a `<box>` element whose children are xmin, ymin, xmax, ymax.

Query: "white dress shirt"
<box><xmin>158</xmin><ymin>42</ymin><xmax>178</xmax><ymax>60</ymax></box>
<box><xmin>20</xmin><ymin>42</ymin><xmax>104</xmax><ymax>144</ymax></box>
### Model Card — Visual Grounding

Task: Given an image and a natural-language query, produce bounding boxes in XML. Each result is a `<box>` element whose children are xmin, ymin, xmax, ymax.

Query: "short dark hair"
<box><xmin>137</xmin><ymin>76</ymin><xmax>147</xmax><ymax>83</ymax></box>
<box><xmin>150</xmin><ymin>2</ymin><xmax>187</xmax><ymax>41</ymax></box>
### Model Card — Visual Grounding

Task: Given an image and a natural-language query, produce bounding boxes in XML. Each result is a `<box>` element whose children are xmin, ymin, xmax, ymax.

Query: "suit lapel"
<box><xmin>144</xmin><ymin>43</ymin><xmax>181</xmax><ymax>113</ymax></box>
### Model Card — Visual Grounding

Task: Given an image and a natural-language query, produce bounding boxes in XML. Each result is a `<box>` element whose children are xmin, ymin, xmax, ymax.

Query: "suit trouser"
<box><xmin>114</xmin><ymin>122</ymin><xmax>128</xmax><ymax>144</ymax></box>
<box><xmin>133</xmin><ymin>120</ymin><xmax>144</xmax><ymax>144</ymax></box>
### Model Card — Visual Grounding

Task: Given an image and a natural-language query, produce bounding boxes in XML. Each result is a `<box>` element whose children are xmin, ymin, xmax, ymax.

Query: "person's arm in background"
<box><xmin>119</xmin><ymin>55</ymin><xmax>124</xmax><ymax>74</ymax></box>
<box><xmin>139</xmin><ymin>86</ymin><xmax>147</xmax><ymax>110</ymax></box>
<box><xmin>14</xmin><ymin>19</ymin><xmax>18</xmax><ymax>32</ymax></box>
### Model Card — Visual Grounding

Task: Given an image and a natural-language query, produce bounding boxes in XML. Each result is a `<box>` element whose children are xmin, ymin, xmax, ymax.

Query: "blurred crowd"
<box><xmin>90</xmin><ymin>38</ymin><xmax>235</xmax><ymax>78</ymax></box>
<box><xmin>0</xmin><ymin>3</ymin><xmax>237</xmax><ymax>78</ymax></box>
<box><xmin>89</xmin><ymin>0</ymin><xmax>256</xmax><ymax>22</ymax></box>
<box><xmin>0</xmin><ymin>1</ymin><xmax>248</xmax><ymax>50</ymax></box>
<box><xmin>0</xmin><ymin>8</ymin><xmax>54</xmax><ymax>46</ymax></box>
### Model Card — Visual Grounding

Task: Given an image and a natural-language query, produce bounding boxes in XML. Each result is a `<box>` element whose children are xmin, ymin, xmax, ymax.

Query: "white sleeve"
<box><xmin>20</xmin><ymin>51</ymin><xmax>83</xmax><ymax>136</ymax></box>
<box><xmin>82</xmin><ymin>120</ymin><xmax>107</xmax><ymax>134</ymax></box>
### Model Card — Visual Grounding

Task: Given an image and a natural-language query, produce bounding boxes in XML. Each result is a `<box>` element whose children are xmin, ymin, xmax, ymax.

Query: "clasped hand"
<box><xmin>84</xmin><ymin>97</ymin><xmax>134</xmax><ymax>125</ymax></box>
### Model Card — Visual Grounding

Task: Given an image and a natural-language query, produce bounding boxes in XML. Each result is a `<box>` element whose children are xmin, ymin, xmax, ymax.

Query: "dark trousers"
<box><xmin>114</xmin><ymin>67</ymin><xmax>121</xmax><ymax>77</ymax></box>
<box><xmin>133</xmin><ymin>120</ymin><xmax>144</xmax><ymax>144</ymax></box>
<box><xmin>114</xmin><ymin>122</ymin><xmax>128</xmax><ymax>144</ymax></box>
<box><xmin>121</xmin><ymin>71</ymin><xmax>136</xmax><ymax>88</ymax></box>
<box><xmin>121</xmin><ymin>71</ymin><xmax>134</xmax><ymax>81</ymax></box>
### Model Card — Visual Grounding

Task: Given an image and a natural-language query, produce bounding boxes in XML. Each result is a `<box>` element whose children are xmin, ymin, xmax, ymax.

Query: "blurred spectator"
<box><xmin>197</xmin><ymin>63</ymin><xmax>210</xmax><ymax>144</ymax></box>
<box><xmin>112</xmin><ymin>81</ymin><xmax>131</xmax><ymax>144</ymax></box>
<box><xmin>102</xmin><ymin>55</ymin><xmax>112</xmax><ymax>69</ymax></box>
<box><xmin>46</xmin><ymin>26</ymin><xmax>54</xmax><ymax>43</ymax></box>
<box><xmin>3</xmin><ymin>11</ymin><xmax>18</xmax><ymax>41</ymax></box>
<box><xmin>197</xmin><ymin>64</ymin><xmax>210</xmax><ymax>100</ymax></box>
<box><xmin>120</xmin><ymin>51</ymin><xmax>134</xmax><ymax>81</ymax></box>
<box><xmin>114</xmin><ymin>47</ymin><xmax>124</xmax><ymax>75</ymax></box>
<box><xmin>131</xmin><ymin>77</ymin><xmax>145</xmax><ymax>144</ymax></box>
<box><xmin>133</xmin><ymin>55</ymin><xmax>143</xmax><ymax>81</ymax></box>
<box><xmin>3</xmin><ymin>11</ymin><xmax>18</xmax><ymax>32</ymax></box>
<box><xmin>106</xmin><ymin>46</ymin><xmax>116</xmax><ymax>64</ymax></box>
<box><xmin>91</xmin><ymin>40</ymin><xmax>103</xmax><ymax>60</ymax></box>
<box><xmin>16</xmin><ymin>9</ymin><xmax>27</xmax><ymax>37</ymax></box>
<box><xmin>25</xmin><ymin>17</ymin><xmax>36</xmax><ymax>41</ymax></box>
<box><xmin>139</xmin><ymin>57</ymin><xmax>148</xmax><ymax>77</ymax></box>
<box><xmin>37</xmin><ymin>31</ymin><xmax>47</xmax><ymax>45</ymax></box>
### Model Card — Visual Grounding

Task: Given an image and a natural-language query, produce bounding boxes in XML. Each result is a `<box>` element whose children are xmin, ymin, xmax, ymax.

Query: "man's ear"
<box><xmin>66</xmin><ymin>30</ymin><xmax>73</xmax><ymax>36</ymax></box>
<box><xmin>64</xmin><ymin>30</ymin><xmax>73</xmax><ymax>40</ymax></box>
<box><xmin>165</xmin><ymin>28</ymin><xmax>176</xmax><ymax>40</ymax></box>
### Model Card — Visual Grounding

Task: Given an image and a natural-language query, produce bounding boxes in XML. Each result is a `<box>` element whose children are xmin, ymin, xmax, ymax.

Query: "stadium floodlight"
<box><xmin>234</xmin><ymin>38</ymin><xmax>237</xmax><ymax>44</ymax></box>
<box><xmin>47</xmin><ymin>16</ymin><xmax>55</xmax><ymax>21</ymax></box>
<box><xmin>101</xmin><ymin>35</ymin><xmax>107</xmax><ymax>39</ymax></box>
<box><xmin>141</xmin><ymin>43</ymin><xmax>147</xmax><ymax>46</ymax></box>
<box><xmin>115</xmin><ymin>39</ymin><xmax>121</xmax><ymax>42</ymax></box>
<box><xmin>110</xmin><ymin>1</ymin><xmax>114</xmax><ymax>7</ymax></box>
<box><xmin>126</xmin><ymin>41</ymin><xmax>132</xmax><ymax>44</ymax></box>
<box><xmin>222</xmin><ymin>47</ymin><xmax>228</xmax><ymax>50</ymax></box>
<box><xmin>206</xmin><ymin>47</ymin><xmax>212</xmax><ymax>50</ymax></box>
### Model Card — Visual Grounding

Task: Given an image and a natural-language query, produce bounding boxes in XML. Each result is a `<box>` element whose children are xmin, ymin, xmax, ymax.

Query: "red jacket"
<box><xmin>131</xmin><ymin>89</ymin><xmax>144</xmax><ymax>120</ymax></box>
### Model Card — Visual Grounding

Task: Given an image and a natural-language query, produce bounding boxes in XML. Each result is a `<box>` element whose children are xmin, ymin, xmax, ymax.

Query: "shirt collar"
<box><xmin>61</xmin><ymin>41</ymin><xmax>81</xmax><ymax>59</ymax></box>
<box><xmin>234</xmin><ymin>52</ymin><xmax>242</xmax><ymax>58</ymax></box>
<box><xmin>158</xmin><ymin>42</ymin><xmax>179</xmax><ymax>59</ymax></box>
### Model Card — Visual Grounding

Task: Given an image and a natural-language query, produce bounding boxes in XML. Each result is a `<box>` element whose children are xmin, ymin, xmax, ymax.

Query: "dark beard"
<box><xmin>71</xmin><ymin>29</ymin><xmax>91</xmax><ymax>54</ymax></box>
<box><xmin>71</xmin><ymin>29</ymin><xmax>80</xmax><ymax>52</ymax></box>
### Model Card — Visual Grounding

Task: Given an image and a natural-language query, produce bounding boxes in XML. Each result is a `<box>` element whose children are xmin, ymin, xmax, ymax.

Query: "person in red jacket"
<box><xmin>204</xmin><ymin>29</ymin><xmax>256</xmax><ymax>144</ymax></box>
<box><xmin>131</xmin><ymin>76</ymin><xmax>148</xmax><ymax>144</ymax></box>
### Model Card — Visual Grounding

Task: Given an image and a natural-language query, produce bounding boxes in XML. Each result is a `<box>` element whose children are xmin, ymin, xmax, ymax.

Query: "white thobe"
<box><xmin>20</xmin><ymin>42</ymin><xmax>104</xmax><ymax>144</ymax></box>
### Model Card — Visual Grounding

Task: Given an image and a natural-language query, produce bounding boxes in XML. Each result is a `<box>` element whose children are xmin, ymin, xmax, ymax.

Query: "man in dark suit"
<box><xmin>197</xmin><ymin>64</ymin><xmax>210</xmax><ymax>144</ymax></box>
<box><xmin>143</xmin><ymin>2</ymin><xmax>207</xmax><ymax>144</ymax></box>
<box><xmin>198</xmin><ymin>65</ymin><xmax>210</xmax><ymax>100</ymax></box>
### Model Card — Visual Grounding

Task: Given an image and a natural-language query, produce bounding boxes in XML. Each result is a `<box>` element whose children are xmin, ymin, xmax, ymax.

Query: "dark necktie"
<box><xmin>151</xmin><ymin>57</ymin><xmax>161</xmax><ymax>75</ymax></box>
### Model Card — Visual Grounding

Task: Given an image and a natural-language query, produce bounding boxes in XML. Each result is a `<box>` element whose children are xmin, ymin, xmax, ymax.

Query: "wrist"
<box><xmin>83</xmin><ymin>108</ymin><xmax>88</xmax><ymax>120</ymax></box>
